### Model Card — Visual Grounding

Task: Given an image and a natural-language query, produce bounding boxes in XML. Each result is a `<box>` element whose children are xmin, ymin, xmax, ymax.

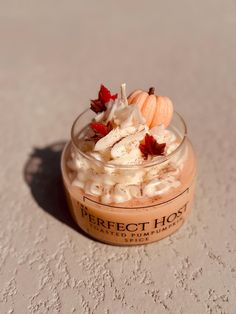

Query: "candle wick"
<box><xmin>121</xmin><ymin>83</ymin><xmax>128</xmax><ymax>106</ymax></box>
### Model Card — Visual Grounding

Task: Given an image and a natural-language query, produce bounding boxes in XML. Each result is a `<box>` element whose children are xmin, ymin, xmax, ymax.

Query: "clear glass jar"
<box><xmin>61</xmin><ymin>109</ymin><xmax>197</xmax><ymax>245</ymax></box>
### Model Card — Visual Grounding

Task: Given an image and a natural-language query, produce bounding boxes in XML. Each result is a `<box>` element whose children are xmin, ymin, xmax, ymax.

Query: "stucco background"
<box><xmin>0</xmin><ymin>1</ymin><xmax>236</xmax><ymax>313</ymax></box>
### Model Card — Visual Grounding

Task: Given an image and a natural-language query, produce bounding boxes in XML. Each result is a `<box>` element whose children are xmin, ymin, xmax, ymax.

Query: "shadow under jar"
<box><xmin>61</xmin><ymin>109</ymin><xmax>197</xmax><ymax>245</ymax></box>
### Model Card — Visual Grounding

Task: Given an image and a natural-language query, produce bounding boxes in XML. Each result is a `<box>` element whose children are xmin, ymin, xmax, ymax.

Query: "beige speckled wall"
<box><xmin>0</xmin><ymin>1</ymin><xmax>236</xmax><ymax>313</ymax></box>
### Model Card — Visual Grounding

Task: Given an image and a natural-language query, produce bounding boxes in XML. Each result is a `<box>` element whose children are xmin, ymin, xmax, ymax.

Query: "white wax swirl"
<box><xmin>68</xmin><ymin>99</ymin><xmax>184</xmax><ymax>204</ymax></box>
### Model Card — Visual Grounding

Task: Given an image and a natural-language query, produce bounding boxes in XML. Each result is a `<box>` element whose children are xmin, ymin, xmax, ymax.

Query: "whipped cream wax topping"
<box><xmin>67</xmin><ymin>89</ymin><xmax>185</xmax><ymax>204</ymax></box>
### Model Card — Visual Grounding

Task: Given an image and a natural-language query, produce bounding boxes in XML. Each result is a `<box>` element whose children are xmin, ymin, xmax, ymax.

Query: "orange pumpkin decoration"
<box><xmin>128</xmin><ymin>87</ymin><xmax>173</xmax><ymax>128</ymax></box>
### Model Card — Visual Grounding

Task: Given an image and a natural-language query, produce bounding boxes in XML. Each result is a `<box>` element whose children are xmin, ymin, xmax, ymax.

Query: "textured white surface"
<box><xmin>0</xmin><ymin>1</ymin><xmax>236</xmax><ymax>313</ymax></box>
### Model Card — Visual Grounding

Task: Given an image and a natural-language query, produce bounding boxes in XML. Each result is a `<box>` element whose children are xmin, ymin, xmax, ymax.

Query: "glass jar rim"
<box><xmin>71</xmin><ymin>108</ymin><xmax>187</xmax><ymax>169</ymax></box>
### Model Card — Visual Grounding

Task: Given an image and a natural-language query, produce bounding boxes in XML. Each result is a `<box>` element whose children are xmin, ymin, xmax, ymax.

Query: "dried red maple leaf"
<box><xmin>99</xmin><ymin>84</ymin><xmax>118</xmax><ymax>103</ymax></box>
<box><xmin>90</xmin><ymin>99</ymin><xmax>107</xmax><ymax>114</ymax></box>
<box><xmin>90</xmin><ymin>85</ymin><xmax>118</xmax><ymax>113</ymax></box>
<box><xmin>139</xmin><ymin>133</ymin><xmax>166</xmax><ymax>159</ymax></box>
<box><xmin>90</xmin><ymin>122</ymin><xmax>112</xmax><ymax>137</ymax></box>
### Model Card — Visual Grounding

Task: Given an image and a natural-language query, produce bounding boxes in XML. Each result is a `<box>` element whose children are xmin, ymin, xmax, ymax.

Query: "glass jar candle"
<box><xmin>61</xmin><ymin>109</ymin><xmax>197</xmax><ymax>245</ymax></box>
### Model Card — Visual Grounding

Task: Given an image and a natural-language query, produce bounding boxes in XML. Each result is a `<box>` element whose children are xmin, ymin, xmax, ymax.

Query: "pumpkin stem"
<box><xmin>148</xmin><ymin>87</ymin><xmax>155</xmax><ymax>95</ymax></box>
